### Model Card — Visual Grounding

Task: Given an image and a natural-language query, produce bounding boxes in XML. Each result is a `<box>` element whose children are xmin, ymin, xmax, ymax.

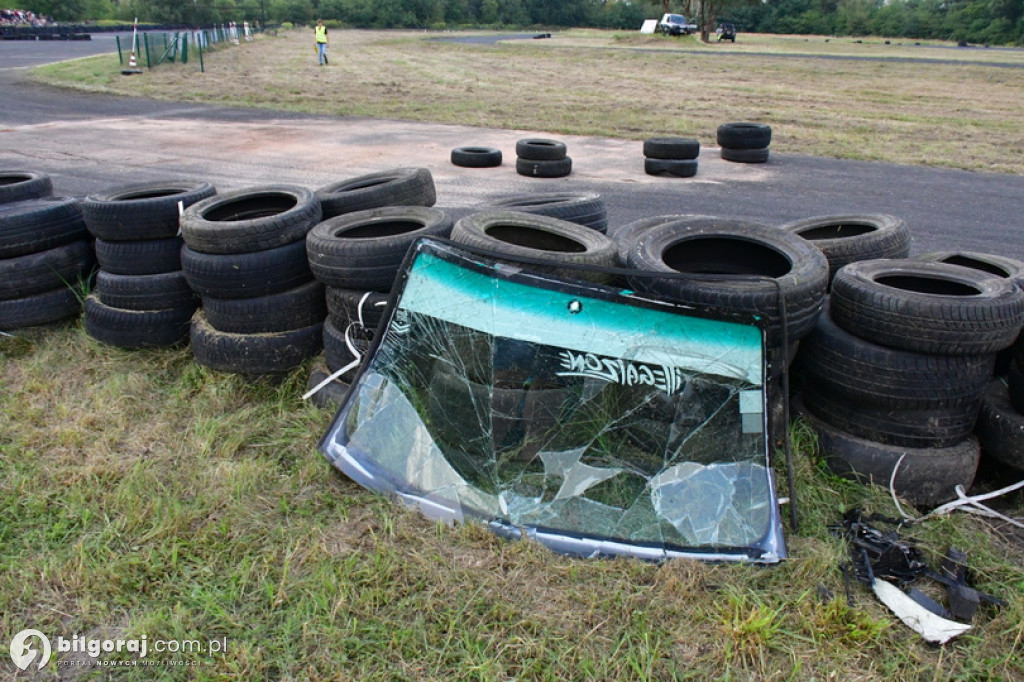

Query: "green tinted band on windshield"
<box><xmin>398</xmin><ymin>251</ymin><xmax>764</xmax><ymax>385</ymax></box>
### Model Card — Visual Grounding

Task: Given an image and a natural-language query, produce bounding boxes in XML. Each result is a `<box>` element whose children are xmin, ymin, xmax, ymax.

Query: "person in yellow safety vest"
<box><xmin>315</xmin><ymin>19</ymin><xmax>329</xmax><ymax>65</ymax></box>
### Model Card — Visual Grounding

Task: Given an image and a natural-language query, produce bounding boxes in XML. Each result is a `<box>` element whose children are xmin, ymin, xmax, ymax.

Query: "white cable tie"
<box><xmin>302</xmin><ymin>360</ymin><xmax>359</xmax><ymax>401</ymax></box>
<box><xmin>356</xmin><ymin>291</ymin><xmax>372</xmax><ymax>328</ymax></box>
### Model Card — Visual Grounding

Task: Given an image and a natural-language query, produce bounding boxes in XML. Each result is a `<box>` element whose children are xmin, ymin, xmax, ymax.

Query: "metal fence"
<box><xmin>116</xmin><ymin>22</ymin><xmax>257</xmax><ymax>73</ymax></box>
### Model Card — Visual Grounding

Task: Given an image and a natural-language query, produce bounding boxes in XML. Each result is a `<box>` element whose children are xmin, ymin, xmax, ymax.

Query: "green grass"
<box><xmin>2</xmin><ymin>321</ymin><xmax>1023</xmax><ymax>679</ymax></box>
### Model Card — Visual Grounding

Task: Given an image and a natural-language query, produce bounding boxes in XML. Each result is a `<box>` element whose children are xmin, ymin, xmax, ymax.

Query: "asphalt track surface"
<box><xmin>2</xmin><ymin>35</ymin><xmax>1024</xmax><ymax>260</ymax></box>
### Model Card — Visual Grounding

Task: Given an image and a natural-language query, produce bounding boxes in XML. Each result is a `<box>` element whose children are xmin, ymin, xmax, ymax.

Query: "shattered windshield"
<box><xmin>319</xmin><ymin>240</ymin><xmax>785</xmax><ymax>562</ymax></box>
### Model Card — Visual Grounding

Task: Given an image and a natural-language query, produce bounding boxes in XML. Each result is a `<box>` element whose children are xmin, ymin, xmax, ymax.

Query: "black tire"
<box><xmin>306</xmin><ymin>361</ymin><xmax>350</xmax><ymax>410</ymax></box>
<box><xmin>316</xmin><ymin>168</ymin><xmax>436</xmax><ymax>219</ymax></box>
<box><xmin>95</xmin><ymin>270</ymin><xmax>197</xmax><ymax>311</ymax></box>
<box><xmin>721</xmin><ymin>147</ymin><xmax>770</xmax><ymax>164</ymax></box>
<box><xmin>487</xmin><ymin>192</ymin><xmax>608</xmax><ymax>234</ymax></box>
<box><xmin>190</xmin><ymin>311</ymin><xmax>323</xmax><ymax>376</ymax></box>
<box><xmin>794</xmin><ymin>397</ymin><xmax>980</xmax><ymax>508</ymax></box>
<box><xmin>203</xmin><ymin>280</ymin><xmax>326</xmax><ymax>334</ymax></box>
<box><xmin>0</xmin><ymin>286</ymin><xmax>81</xmax><ymax>330</ymax></box>
<box><xmin>84</xmin><ymin>294</ymin><xmax>195</xmax><ymax>348</ymax></box>
<box><xmin>624</xmin><ymin>217</ymin><xmax>829</xmax><ymax>343</ymax></box>
<box><xmin>717</xmin><ymin>122</ymin><xmax>772</xmax><ymax>149</ymax></box>
<box><xmin>830</xmin><ymin>259</ymin><xmax>1024</xmax><ymax>355</ymax></box>
<box><xmin>326</xmin><ymin>287</ymin><xmax>389</xmax><ymax>330</ymax></box>
<box><xmin>451</xmin><ymin>146</ymin><xmax>502</xmax><ymax>168</ymax></box>
<box><xmin>180</xmin><ymin>239</ymin><xmax>313</xmax><ymax>299</ymax></box>
<box><xmin>0</xmin><ymin>196</ymin><xmax>87</xmax><ymax>258</ymax></box>
<box><xmin>515</xmin><ymin>138</ymin><xmax>567</xmax><ymax>161</ymax></box>
<box><xmin>306</xmin><ymin>206</ymin><xmax>452</xmax><ymax>291</ymax></box>
<box><xmin>643</xmin><ymin>137</ymin><xmax>700</xmax><ymax>160</ymax></box>
<box><xmin>613</xmin><ymin>214</ymin><xmax>708</xmax><ymax>266</ymax></box>
<box><xmin>0</xmin><ymin>239</ymin><xmax>95</xmax><ymax>300</ymax></box>
<box><xmin>0</xmin><ymin>170</ymin><xmax>52</xmax><ymax>204</ymax></box>
<box><xmin>802</xmin><ymin>380</ymin><xmax>980</xmax><ymax>448</ymax></box>
<box><xmin>516</xmin><ymin>157</ymin><xmax>572</xmax><ymax>178</ymax></box>
<box><xmin>82</xmin><ymin>180</ymin><xmax>216</xmax><ymax>241</ymax></box>
<box><xmin>644</xmin><ymin>158</ymin><xmax>698</xmax><ymax>178</ymax></box>
<box><xmin>323</xmin><ymin>315</ymin><xmax>375</xmax><ymax>381</ymax></box>
<box><xmin>914</xmin><ymin>251</ymin><xmax>1024</xmax><ymax>290</ymax></box>
<box><xmin>974</xmin><ymin>379</ymin><xmax>1024</xmax><ymax>472</ymax></box>
<box><xmin>781</xmin><ymin>214</ymin><xmax>911</xmax><ymax>283</ymax></box>
<box><xmin>179</xmin><ymin>185</ymin><xmax>320</xmax><ymax>255</ymax></box>
<box><xmin>450</xmin><ymin>210</ymin><xmax>618</xmax><ymax>283</ymax></box>
<box><xmin>94</xmin><ymin>236</ymin><xmax>184</xmax><ymax>275</ymax></box>
<box><xmin>800</xmin><ymin>307</ymin><xmax>996</xmax><ymax>408</ymax></box>
<box><xmin>1008</xmin><ymin>360</ymin><xmax>1024</xmax><ymax>414</ymax></box>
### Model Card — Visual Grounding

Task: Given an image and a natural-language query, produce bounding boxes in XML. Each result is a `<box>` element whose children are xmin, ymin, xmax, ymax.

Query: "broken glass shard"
<box><xmin>319</xmin><ymin>239</ymin><xmax>785</xmax><ymax>562</ymax></box>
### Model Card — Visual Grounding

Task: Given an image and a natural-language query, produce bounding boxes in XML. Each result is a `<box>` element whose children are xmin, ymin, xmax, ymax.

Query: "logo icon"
<box><xmin>9</xmin><ymin>629</ymin><xmax>51</xmax><ymax>671</ymax></box>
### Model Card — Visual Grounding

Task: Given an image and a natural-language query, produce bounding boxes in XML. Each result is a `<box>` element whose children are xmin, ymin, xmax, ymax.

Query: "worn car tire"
<box><xmin>451</xmin><ymin>146</ymin><xmax>503</xmax><ymax>168</ymax></box>
<box><xmin>190</xmin><ymin>311</ymin><xmax>323</xmax><ymax>376</ymax></box>
<box><xmin>0</xmin><ymin>286</ymin><xmax>81</xmax><ymax>330</ymax></box>
<box><xmin>0</xmin><ymin>170</ymin><xmax>52</xmax><ymax>204</ymax></box>
<box><xmin>914</xmin><ymin>251</ymin><xmax>1024</xmax><ymax>291</ymax></box>
<box><xmin>782</xmin><ymin>214</ymin><xmax>911</xmax><ymax>283</ymax></box>
<box><xmin>613</xmin><ymin>214</ymin><xmax>708</xmax><ymax>265</ymax></box>
<box><xmin>625</xmin><ymin>217</ymin><xmax>829</xmax><ymax>344</ymax></box>
<box><xmin>717</xmin><ymin>122</ymin><xmax>772</xmax><ymax>149</ymax></box>
<box><xmin>795</xmin><ymin>397</ymin><xmax>980</xmax><ymax>508</ymax></box>
<box><xmin>0</xmin><ymin>196</ymin><xmax>87</xmax><ymax>258</ymax></box>
<box><xmin>306</xmin><ymin>206</ymin><xmax>453</xmax><ymax>291</ymax></box>
<box><xmin>180</xmin><ymin>185</ymin><xmax>320</xmax><ymax>255</ymax></box>
<box><xmin>316</xmin><ymin>168</ymin><xmax>436</xmax><ymax>219</ymax></box>
<box><xmin>94</xmin><ymin>236</ymin><xmax>184</xmax><ymax>275</ymax></box>
<box><xmin>451</xmin><ymin>210</ymin><xmax>618</xmax><ymax>283</ymax></box>
<box><xmin>487</xmin><ymin>192</ymin><xmax>607</xmax><ymax>234</ymax></box>
<box><xmin>644</xmin><ymin>158</ymin><xmax>699</xmax><ymax>177</ymax></box>
<box><xmin>720</xmin><ymin>147</ymin><xmax>770</xmax><ymax>163</ymax></box>
<box><xmin>515</xmin><ymin>138</ymin><xmax>567</xmax><ymax>161</ymax></box>
<box><xmin>306</xmin><ymin>361</ymin><xmax>351</xmax><ymax>410</ymax></box>
<box><xmin>84</xmin><ymin>294</ymin><xmax>195</xmax><ymax>348</ymax></box>
<box><xmin>326</xmin><ymin>287</ymin><xmax>389</xmax><ymax>330</ymax></box>
<box><xmin>643</xmin><ymin>137</ymin><xmax>700</xmax><ymax>160</ymax></box>
<box><xmin>0</xmin><ymin>239</ymin><xmax>95</xmax><ymax>300</ymax></box>
<box><xmin>202</xmin><ymin>280</ymin><xmax>326</xmax><ymax>334</ymax></box>
<box><xmin>180</xmin><ymin>239</ymin><xmax>313</xmax><ymax>299</ymax></box>
<box><xmin>516</xmin><ymin>157</ymin><xmax>572</xmax><ymax>178</ymax></box>
<box><xmin>82</xmin><ymin>180</ymin><xmax>215</xmax><ymax>241</ymax></box>
<box><xmin>95</xmin><ymin>270</ymin><xmax>197</xmax><ymax>311</ymax></box>
<box><xmin>974</xmin><ymin>379</ymin><xmax>1024</xmax><ymax>472</ymax></box>
<box><xmin>800</xmin><ymin>307</ymin><xmax>995</xmax><ymax>408</ymax></box>
<box><xmin>830</xmin><ymin>259</ymin><xmax>1024</xmax><ymax>355</ymax></box>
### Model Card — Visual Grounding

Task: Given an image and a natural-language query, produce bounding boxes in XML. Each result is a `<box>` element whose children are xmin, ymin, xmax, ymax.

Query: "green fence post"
<box><xmin>198</xmin><ymin>36</ymin><xmax>204</xmax><ymax>73</ymax></box>
<box><xmin>116</xmin><ymin>35</ymin><xmax>123</xmax><ymax>65</ymax></box>
<box><xmin>182</xmin><ymin>33</ymin><xmax>188</xmax><ymax>64</ymax></box>
<box><xmin>144</xmin><ymin>33</ymin><xmax>152</xmax><ymax>69</ymax></box>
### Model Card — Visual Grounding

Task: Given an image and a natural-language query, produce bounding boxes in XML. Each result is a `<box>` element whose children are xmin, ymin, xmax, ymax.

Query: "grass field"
<box><xmin>32</xmin><ymin>29</ymin><xmax>1024</xmax><ymax>175</ymax></box>
<box><xmin>4</xmin><ymin>28</ymin><xmax>1024</xmax><ymax>681</ymax></box>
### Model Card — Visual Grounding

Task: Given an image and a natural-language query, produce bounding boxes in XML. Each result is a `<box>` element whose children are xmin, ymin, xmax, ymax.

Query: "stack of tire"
<box><xmin>485</xmin><ymin>192</ymin><xmax>608</xmax><ymax>234</ymax></box>
<box><xmin>796</xmin><ymin>258</ymin><xmax>1024</xmax><ymax>507</ymax></box>
<box><xmin>304</xmin><ymin>205</ymin><xmax>455</xmax><ymax>408</ymax></box>
<box><xmin>642</xmin><ymin>137</ymin><xmax>700</xmax><ymax>178</ymax></box>
<box><xmin>515</xmin><ymin>138</ymin><xmax>572</xmax><ymax>179</ymax></box>
<box><xmin>80</xmin><ymin>180</ymin><xmax>214</xmax><ymax>349</ymax></box>
<box><xmin>1</xmin><ymin>171</ymin><xmax>94</xmax><ymax>330</ymax></box>
<box><xmin>179</xmin><ymin>186</ymin><xmax>325</xmax><ymax>377</ymax></box>
<box><xmin>717</xmin><ymin>122</ymin><xmax>772</xmax><ymax>164</ymax></box>
<box><xmin>911</xmin><ymin>251</ymin><xmax>1024</xmax><ymax>481</ymax></box>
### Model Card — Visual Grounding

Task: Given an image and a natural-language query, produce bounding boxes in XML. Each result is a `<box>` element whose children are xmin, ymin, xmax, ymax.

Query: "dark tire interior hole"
<box><xmin>937</xmin><ymin>255</ymin><xmax>1011</xmax><ymax>279</ymax></box>
<box><xmin>338</xmin><ymin>178</ymin><xmax>392</xmax><ymax>192</ymax></box>
<box><xmin>505</xmin><ymin>198</ymin><xmax>559</xmax><ymax>207</ymax></box>
<box><xmin>798</xmin><ymin>222</ymin><xmax>877</xmax><ymax>240</ymax></box>
<box><xmin>876</xmin><ymin>274</ymin><xmax>982</xmax><ymax>296</ymax></box>
<box><xmin>204</xmin><ymin>195</ymin><xmax>298</xmax><ymax>222</ymax></box>
<box><xmin>662</xmin><ymin>237</ymin><xmax>792</xmax><ymax>277</ymax></box>
<box><xmin>0</xmin><ymin>175</ymin><xmax>31</xmax><ymax>186</ymax></box>
<box><xmin>485</xmin><ymin>224</ymin><xmax>586</xmax><ymax>253</ymax></box>
<box><xmin>529</xmin><ymin>141</ymin><xmax>558</xmax><ymax>147</ymax></box>
<box><xmin>115</xmin><ymin>188</ymin><xmax>188</xmax><ymax>201</ymax></box>
<box><xmin>339</xmin><ymin>219</ymin><xmax>425</xmax><ymax>239</ymax></box>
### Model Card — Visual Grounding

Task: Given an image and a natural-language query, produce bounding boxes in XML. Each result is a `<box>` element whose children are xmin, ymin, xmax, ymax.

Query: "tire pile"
<box><xmin>515</xmin><ymin>138</ymin><xmax>572</xmax><ymax>178</ymax></box>
<box><xmin>718</xmin><ymin>122</ymin><xmax>772</xmax><ymax>164</ymax></box>
<box><xmin>0</xmin><ymin>172</ymin><xmax>93</xmax><ymax>331</ymax></box>
<box><xmin>642</xmin><ymin>137</ymin><xmax>700</xmax><ymax>178</ymax></box>
<box><xmin>179</xmin><ymin>186</ymin><xmax>325</xmax><ymax>376</ymax></box>
<box><xmin>81</xmin><ymin>180</ymin><xmax>213</xmax><ymax>348</ymax></box>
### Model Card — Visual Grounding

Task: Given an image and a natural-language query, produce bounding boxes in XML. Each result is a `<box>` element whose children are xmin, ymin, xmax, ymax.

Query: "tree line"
<box><xmin>17</xmin><ymin>0</ymin><xmax>1024</xmax><ymax>45</ymax></box>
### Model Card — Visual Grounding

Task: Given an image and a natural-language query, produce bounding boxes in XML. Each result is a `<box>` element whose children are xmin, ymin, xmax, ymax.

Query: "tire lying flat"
<box><xmin>83</xmin><ymin>179</ymin><xmax>216</xmax><ymax>241</ymax></box>
<box><xmin>316</xmin><ymin>168</ymin><xmax>436</xmax><ymax>219</ymax></box>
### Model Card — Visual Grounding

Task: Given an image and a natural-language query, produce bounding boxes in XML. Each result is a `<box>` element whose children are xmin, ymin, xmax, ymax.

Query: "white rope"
<box><xmin>302</xmin><ymin>292</ymin><xmax>386</xmax><ymax>401</ymax></box>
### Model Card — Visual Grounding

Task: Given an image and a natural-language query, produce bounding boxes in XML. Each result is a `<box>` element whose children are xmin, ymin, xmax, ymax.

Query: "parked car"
<box><xmin>657</xmin><ymin>13</ymin><xmax>697</xmax><ymax>36</ymax></box>
<box><xmin>717</xmin><ymin>22</ymin><xmax>737</xmax><ymax>42</ymax></box>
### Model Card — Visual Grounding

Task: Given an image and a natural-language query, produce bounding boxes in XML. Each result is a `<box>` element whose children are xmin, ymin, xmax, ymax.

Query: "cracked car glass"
<box><xmin>320</xmin><ymin>240</ymin><xmax>785</xmax><ymax>562</ymax></box>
